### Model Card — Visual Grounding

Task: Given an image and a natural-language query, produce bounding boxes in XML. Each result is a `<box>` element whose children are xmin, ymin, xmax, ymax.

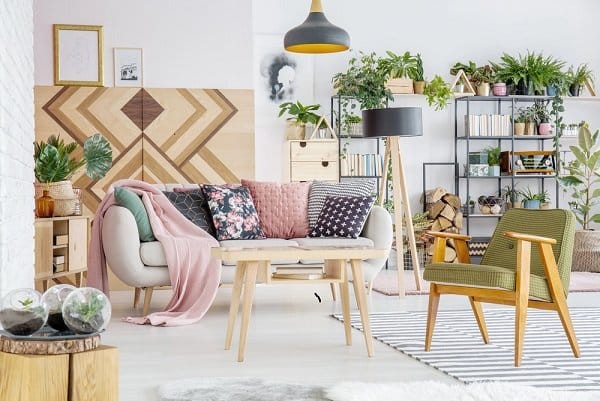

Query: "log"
<box><xmin>442</xmin><ymin>193</ymin><xmax>462</xmax><ymax>210</ymax></box>
<box><xmin>426</xmin><ymin>187</ymin><xmax>448</xmax><ymax>204</ymax></box>
<box><xmin>443</xmin><ymin>226</ymin><xmax>459</xmax><ymax>234</ymax></box>
<box><xmin>440</xmin><ymin>204</ymin><xmax>456</xmax><ymax>221</ymax></box>
<box><xmin>431</xmin><ymin>220</ymin><xmax>442</xmax><ymax>232</ymax></box>
<box><xmin>453</xmin><ymin>212</ymin><xmax>464</xmax><ymax>229</ymax></box>
<box><xmin>438</xmin><ymin>217</ymin><xmax>454</xmax><ymax>231</ymax></box>
<box><xmin>429</xmin><ymin>200</ymin><xmax>446</xmax><ymax>219</ymax></box>
<box><xmin>444</xmin><ymin>247</ymin><xmax>457</xmax><ymax>263</ymax></box>
<box><xmin>0</xmin><ymin>334</ymin><xmax>101</xmax><ymax>355</ymax></box>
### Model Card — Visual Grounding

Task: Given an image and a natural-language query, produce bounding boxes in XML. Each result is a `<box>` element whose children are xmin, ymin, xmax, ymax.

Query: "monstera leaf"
<box><xmin>35</xmin><ymin>145</ymin><xmax>72</xmax><ymax>183</ymax></box>
<box><xmin>83</xmin><ymin>134</ymin><xmax>113</xmax><ymax>181</ymax></box>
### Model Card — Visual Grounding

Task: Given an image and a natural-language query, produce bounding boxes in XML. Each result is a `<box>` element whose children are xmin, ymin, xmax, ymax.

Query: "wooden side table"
<box><xmin>0</xmin><ymin>345</ymin><xmax>118</xmax><ymax>401</ymax></box>
<box><xmin>34</xmin><ymin>216</ymin><xmax>90</xmax><ymax>291</ymax></box>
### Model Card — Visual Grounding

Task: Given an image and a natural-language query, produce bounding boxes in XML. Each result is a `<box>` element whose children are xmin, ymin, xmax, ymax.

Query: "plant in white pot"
<box><xmin>34</xmin><ymin>134</ymin><xmax>112</xmax><ymax>217</ymax></box>
<box><xmin>278</xmin><ymin>100</ymin><xmax>322</xmax><ymax>140</ymax></box>
<box><xmin>559</xmin><ymin>123</ymin><xmax>600</xmax><ymax>272</ymax></box>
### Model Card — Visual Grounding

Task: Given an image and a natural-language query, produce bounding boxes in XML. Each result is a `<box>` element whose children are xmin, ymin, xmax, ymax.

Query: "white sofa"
<box><xmin>101</xmin><ymin>184</ymin><xmax>393</xmax><ymax>313</ymax></box>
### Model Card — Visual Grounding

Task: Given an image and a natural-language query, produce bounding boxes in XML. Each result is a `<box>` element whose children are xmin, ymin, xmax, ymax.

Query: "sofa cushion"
<box><xmin>219</xmin><ymin>238</ymin><xmax>300</xmax><ymax>266</ymax></box>
<box><xmin>308</xmin><ymin>180</ymin><xmax>375</xmax><ymax>228</ymax></box>
<box><xmin>140</xmin><ymin>241</ymin><xmax>167</xmax><ymax>267</ymax></box>
<box><xmin>292</xmin><ymin>236</ymin><xmax>374</xmax><ymax>264</ymax></box>
<box><xmin>114</xmin><ymin>187</ymin><xmax>155</xmax><ymax>242</ymax></box>
<box><xmin>163</xmin><ymin>189</ymin><xmax>216</xmax><ymax>238</ymax></box>
<box><xmin>203</xmin><ymin>184</ymin><xmax>266</xmax><ymax>241</ymax></box>
<box><xmin>309</xmin><ymin>195</ymin><xmax>375</xmax><ymax>239</ymax></box>
<box><xmin>241</xmin><ymin>179</ymin><xmax>310</xmax><ymax>239</ymax></box>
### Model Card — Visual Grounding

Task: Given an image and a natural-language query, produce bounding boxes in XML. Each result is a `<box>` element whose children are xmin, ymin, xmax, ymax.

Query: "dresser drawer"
<box><xmin>291</xmin><ymin>161</ymin><xmax>339</xmax><ymax>182</ymax></box>
<box><xmin>290</xmin><ymin>140</ymin><xmax>338</xmax><ymax>162</ymax></box>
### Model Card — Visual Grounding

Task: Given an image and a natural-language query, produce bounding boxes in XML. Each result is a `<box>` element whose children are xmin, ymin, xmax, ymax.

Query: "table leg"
<box><xmin>238</xmin><ymin>261</ymin><xmax>259</xmax><ymax>362</ymax></box>
<box><xmin>225</xmin><ymin>261</ymin><xmax>246</xmax><ymax>350</ymax></box>
<box><xmin>350</xmin><ymin>259</ymin><xmax>374</xmax><ymax>357</ymax></box>
<box><xmin>339</xmin><ymin>262</ymin><xmax>352</xmax><ymax>346</ymax></box>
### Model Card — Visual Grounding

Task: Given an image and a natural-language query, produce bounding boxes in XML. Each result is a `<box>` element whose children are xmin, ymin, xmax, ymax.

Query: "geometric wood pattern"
<box><xmin>34</xmin><ymin>86</ymin><xmax>255</xmax><ymax>215</ymax></box>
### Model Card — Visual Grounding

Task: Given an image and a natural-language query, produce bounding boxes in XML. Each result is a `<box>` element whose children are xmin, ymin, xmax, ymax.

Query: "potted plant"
<box><xmin>529</xmin><ymin>53</ymin><xmax>564</xmax><ymax>95</ymax></box>
<box><xmin>278</xmin><ymin>100</ymin><xmax>322</xmax><ymax>140</ymax></box>
<box><xmin>0</xmin><ymin>289</ymin><xmax>49</xmax><ymax>336</ymax></box>
<box><xmin>513</xmin><ymin>108</ymin><xmax>527</xmax><ymax>136</ymax></box>
<box><xmin>538</xmin><ymin>190</ymin><xmax>551</xmax><ymax>209</ymax></box>
<box><xmin>502</xmin><ymin>185</ymin><xmax>522</xmax><ymax>209</ymax></box>
<box><xmin>485</xmin><ymin>146</ymin><xmax>501</xmax><ymax>176</ymax></box>
<box><xmin>521</xmin><ymin>105</ymin><xmax>537</xmax><ymax>135</ymax></box>
<box><xmin>34</xmin><ymin>134</ymin><xmax>112</xmax><ymax>217</ymax></box>
<box><xmin>423</xmin><ymin>75</ymin><xmax>453</xmax><ymax>111</ymax></box>
<box><xmin>62</xmin><ymin>287</ymin><xmax>111</xmax><ymax>334</ymax></box>
<box><xmin>379</xmin><ymin>50</ymin><xmax>417</xmax><ymax>94</ymax></box>
<box><xmin>558</xmin><ymin>123</ymin><xmax>600</xmax><ymax>271</ymax></box>
<box><xmin>410</xmin><ymin>53</ymin><xmax>426</xmax><ymax>94</ymax></box>
<box><xmin>342</xmin><ymin>114</ymin><xmax>363</xmax><ymax>137</ymax></box>
<box><xmin>521</xmin><ymin>187</ymin><xmax>544</xmax><ymax>209</ymax></box>
<box><xmin>471</xmin><ymin>65</ymin><xmax>495</xmax><ymax>96</ymax></box>
<box><xmin>450</xmin><ymin>60</ymin><xmax>477</xmax><ymax>92</ymax></box>
<box><xmin>462</xmin><ymin>197</ymin><xmax>476</xmax><ymax>215</ymax></box>
<box><xmin>332</xmin><ymin>51</ymin><xmax>392</xmax><ymax>110</ymax></box>
<box><xmin>492</xmin><ymin>53</ymin><xmax>528</xmax><ymax>95</ymax></box>
<box><xmin>531</xmin><ymin>102</ymin><xmax>552</xmax><ymax>135</ymax></box>
<box><xmin>567</xmin><ymin>64</ymin><xmax>594</xmax><ymax>97</ymax></box>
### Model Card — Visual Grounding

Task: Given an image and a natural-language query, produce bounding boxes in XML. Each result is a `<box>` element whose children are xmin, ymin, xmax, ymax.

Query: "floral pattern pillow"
<box><xmin>202</xmin><ymin>184</ymin><xmax>266</xmax><ymax>241</ymax></box>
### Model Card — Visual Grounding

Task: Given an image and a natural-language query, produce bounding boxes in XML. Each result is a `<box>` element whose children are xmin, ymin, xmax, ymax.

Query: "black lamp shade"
<box><xmin>284</xmin><ymin>2</ymin><xmax>350</xmax><ymax>54</ymax></box>
<box><xmin>362</xmin><ymin>107</ymin><xmax>423</xmax><ymax>138</ymax></box>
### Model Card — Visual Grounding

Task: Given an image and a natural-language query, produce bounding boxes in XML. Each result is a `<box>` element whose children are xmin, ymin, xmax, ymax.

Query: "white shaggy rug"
<box><xmin>158</xmin><ymin>378</ymin><xmax>599</xmax><ymax>401</ymax></box>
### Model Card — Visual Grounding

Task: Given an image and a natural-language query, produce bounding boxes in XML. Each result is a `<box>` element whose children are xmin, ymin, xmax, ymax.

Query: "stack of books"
<box><xmin>272</xmin><ymin>266</ymin><xmax>324</xmax><ymax>280</ymax></box>
<box><xmin>341</xmin><ymin>153</ymin><xmax>383</xmax><ymax>177</ymax></box>
<box><xmin>464</xmin><ymin>114</ymin><xmax>511</xmax><ymax>136</ymax></box>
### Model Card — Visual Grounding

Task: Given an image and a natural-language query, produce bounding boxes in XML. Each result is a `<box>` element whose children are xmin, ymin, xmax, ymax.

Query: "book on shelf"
<box><xmin>271</xmin><ymin>272</ymin><xmax>325</xmax><ymax>280</ymax></box>
<box><xmin>464</xmin><ymin>114</ymin><xmax>511</xmax><ymax>137</ymax></box>
<box><xmin>275</xmin><ymin>266</ymin><xmax>323</xmax><ymax>275</ymax></box>
<box><xmin>341</xmin><ymin>153</ymin><xmax>383</xmax><ymax>177</ymax></box>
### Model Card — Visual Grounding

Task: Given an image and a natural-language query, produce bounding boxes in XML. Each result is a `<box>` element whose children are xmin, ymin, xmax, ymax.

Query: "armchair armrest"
<box><xmin>425</xmin><ymin>231</ymin><xmax>472</xmax><ymax>241</ymax></box>
<box><xmin>503</xmin><ymin>231</ymin><xmax>557</xmax><ymax>245</ymax></box>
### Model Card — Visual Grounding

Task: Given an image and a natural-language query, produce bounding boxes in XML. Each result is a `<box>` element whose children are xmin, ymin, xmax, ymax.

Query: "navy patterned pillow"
<box><xmin>163</xmin><ymin>189</ymin><xmax>217</xmax><ymax>238</ymax></box>
<box><xmin>202</xmin><ymin>185</ymin><xmax>266</xmax><ymax>241</ymax></box>
<box><xmin>309</xmin><ymin>196</ymin><xmax>375</xmax><ymax>239</ymax></box>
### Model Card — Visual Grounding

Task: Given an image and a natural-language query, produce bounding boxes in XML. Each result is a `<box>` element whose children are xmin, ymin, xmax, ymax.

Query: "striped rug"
<box><xmin>333</xmin><ymin>307</ymin><xmax>600</xmax><ymax>391</ymax></box>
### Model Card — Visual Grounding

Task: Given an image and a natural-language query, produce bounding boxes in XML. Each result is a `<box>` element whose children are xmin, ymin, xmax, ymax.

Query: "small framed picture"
<box><xmin>113</xmin><ymin>48</ymin><xmax>143</xmax><ymax>87</ymax></box>
<box><xmin>54</xmin><ymin>24</ymin><xmax>104</xmax><ymax>86</ymax></box>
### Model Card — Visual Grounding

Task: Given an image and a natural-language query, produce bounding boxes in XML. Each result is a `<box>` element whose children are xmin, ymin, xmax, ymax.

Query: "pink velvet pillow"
<box><xmin>241</xmin><ymin>179</ymin><xmax>310</xmax><ymax>239</ymax></box>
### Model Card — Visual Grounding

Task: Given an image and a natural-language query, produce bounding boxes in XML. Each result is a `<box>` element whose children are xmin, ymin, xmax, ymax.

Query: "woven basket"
<box><xmin>34</xmin><ymin>181</ymin><xmax>76</xmax><ymax>217</ymax></box>
<box><xmin>572</xmin><ymin>230</ymin><xmax>600</xmax><ymax>272</ymax></box>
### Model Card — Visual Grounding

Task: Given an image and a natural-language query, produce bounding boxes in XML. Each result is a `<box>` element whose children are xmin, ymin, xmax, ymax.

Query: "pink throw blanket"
<box><xmin>87</xmin><ymin>179</ymin><xmax>221</xmax><ymax>326</ymax></box>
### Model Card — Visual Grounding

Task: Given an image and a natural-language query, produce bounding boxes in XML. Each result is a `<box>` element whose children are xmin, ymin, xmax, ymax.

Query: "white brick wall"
<box><xmin>0</xmin><ymin>0</ymin><xmax>35</xmax><ymax>298</ymax></box>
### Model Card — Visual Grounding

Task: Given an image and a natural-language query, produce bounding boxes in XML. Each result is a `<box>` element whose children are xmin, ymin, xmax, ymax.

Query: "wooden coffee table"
<box><xmin>211</xmin><ymin>246</ymin><xmax>388</xmax><ymax>362</ymax></box>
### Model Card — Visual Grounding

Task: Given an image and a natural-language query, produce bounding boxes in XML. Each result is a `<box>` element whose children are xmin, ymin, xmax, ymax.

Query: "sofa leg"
<box><xmin>142</xmin><ymin>287</ymin><xmax>154</xmax><ymax>316</ymax></box>
<box><xmin>133</xmin><ymin>287</ymin><xmax>141</xmax><ymax>309</ymax></box>
<box><xmin>330</xmin><ymin>282</ymin><xmax>337</xmax><ymax>301</ymax></box>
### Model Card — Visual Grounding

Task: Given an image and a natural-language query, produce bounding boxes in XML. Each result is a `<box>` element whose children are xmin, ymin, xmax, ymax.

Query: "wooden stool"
<box><xmin>0</xmin><ymin>344</ymin><xmax>118</xmax><ymax>401</ymax></box>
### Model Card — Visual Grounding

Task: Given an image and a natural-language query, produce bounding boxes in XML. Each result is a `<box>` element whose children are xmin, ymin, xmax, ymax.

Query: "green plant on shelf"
<box><xmin>379</xmin><ymin>50</ymin><xmax>417</xmax><ymax>80</ymax></box>
<box><xmin>484</xmin><ymin>146</ymin><xmax>501</xmax><ymax>166</ymax></box>
<box><xmin>278</xmin><ymin>100</ymin><xmax>322</xmax><ymax>126</ymax></box>
<box><xmin>520</xmin><ymin>187</ymin><xmax>546</xmax><ymax>201</ymax></box>
<box><xmin>423</xmin><ymin>75</ymin><xmax>453</xmax><ymax>111</ymax></box>
<box><xmin>530</xmin><ymin>101</ymin><xmax>551</xmax><ymax>124</ymax></box>
<box><xmin>471</xmin><ymin>65</ymin><xmax>495</xmax><ymax>85</ymax></box>
<box><xmin>450</xmin><ymin>60</ymin><xmax>477</xmax><ymax>79</ymax></box>
<box><xmin>410</xmin><ymin>53</ymin><xmax>425</xmax><ymax>82</ymax></box>
<box><xmin>567</xmin><ymin>64</ymin><xmax>594</xmax><ymax>90</ymax></box>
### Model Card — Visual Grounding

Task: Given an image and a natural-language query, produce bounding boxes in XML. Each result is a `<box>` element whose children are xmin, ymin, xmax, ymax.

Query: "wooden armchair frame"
<box><xmin>424</xmin><ymin>230</ymin><xmax>580</xmax><ymax>367</ymax></box>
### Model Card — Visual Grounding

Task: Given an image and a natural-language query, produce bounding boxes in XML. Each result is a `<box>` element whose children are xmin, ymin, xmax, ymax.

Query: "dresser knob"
<box><xmin>321</xmin><ymin>161</ymin><xmax>329</xmax><ymax>167</ymax></box>
<box><xmin>300</xmin><ymin>141</ymin><xmax>307</xmax><ymax>148</ymax></box>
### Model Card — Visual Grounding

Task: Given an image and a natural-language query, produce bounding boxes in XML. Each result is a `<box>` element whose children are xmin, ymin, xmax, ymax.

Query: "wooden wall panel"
<box><xmin>34</xmin><ymin>86</ymin><xmax>255</xmax><ymax>215</ymax></box>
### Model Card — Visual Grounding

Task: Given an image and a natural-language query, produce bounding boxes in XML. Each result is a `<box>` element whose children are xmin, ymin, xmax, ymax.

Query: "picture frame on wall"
<box><xmin>113</xmin><ymin>48</ymin><xmax>143</xmax><ymax>87</ymax></box>
<box><xmin>53</xmin><ymin>24</ymin><xmax>103</xmax><ymax>86</ymax></box>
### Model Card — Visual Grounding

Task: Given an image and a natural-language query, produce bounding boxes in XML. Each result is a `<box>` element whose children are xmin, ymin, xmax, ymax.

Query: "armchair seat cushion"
<box><xmin>424</xmin><ymin>262</ymin><xmax>551</xmax><ymax>301</ymax></box>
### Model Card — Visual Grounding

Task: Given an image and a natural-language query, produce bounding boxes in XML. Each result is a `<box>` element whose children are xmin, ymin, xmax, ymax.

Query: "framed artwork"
<box><xmin>113</xmin><ymin>48</ymin><xmax>143</xmax><ymax>87</ymax></box>
<box><xmin>53</xmin><ymin>24</ymin><xmax>103</xmax><ymax>86</ymax></box>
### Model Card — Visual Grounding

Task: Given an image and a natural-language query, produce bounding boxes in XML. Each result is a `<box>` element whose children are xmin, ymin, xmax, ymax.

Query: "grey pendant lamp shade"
<box><xmin>284</xmin><ymin>0</ymin><xmax>350</xmax><ymax>54</ymax></box>
<box><xmin>362</xmin><ymin>107</ymin><xmax>423</xmax><ymax>138</ymax></box>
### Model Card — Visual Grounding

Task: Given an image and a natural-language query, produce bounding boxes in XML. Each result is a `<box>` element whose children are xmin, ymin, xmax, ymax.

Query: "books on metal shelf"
<box><xmin>464</xmin><ymin>114</ymin><xmax>511</xmax><ymax>137</ymax></box>
<box><xmin>341</xmin><ymin>153</ymin><xmax>383</xmax><ymax>177</ymax></box>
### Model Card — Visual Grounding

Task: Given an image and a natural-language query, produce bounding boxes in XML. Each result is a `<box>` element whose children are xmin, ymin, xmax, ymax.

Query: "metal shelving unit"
<box><xmin>454</xmin><ymin>95</ymin><xmax>561</xmax><ymax>236</ymax></box>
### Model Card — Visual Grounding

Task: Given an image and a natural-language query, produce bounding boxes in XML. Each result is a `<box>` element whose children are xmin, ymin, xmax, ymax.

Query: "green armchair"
<box><xmin>422</xmin><ymin>208</ymin><xmax>580</xmax><ymax>367</ymax></box>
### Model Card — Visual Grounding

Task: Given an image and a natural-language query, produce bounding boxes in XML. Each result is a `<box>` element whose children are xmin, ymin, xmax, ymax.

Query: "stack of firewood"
<box><xmin>423</xmin><ymin>187</ymin><xmax>464</xmax><ymax>263</ymax></box>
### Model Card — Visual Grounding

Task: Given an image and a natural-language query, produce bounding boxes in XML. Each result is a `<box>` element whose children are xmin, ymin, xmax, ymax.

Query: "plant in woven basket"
<box><xmin>34</xmin><ymin>133</ymin><xmax>113</xmax><ymax>183</ymax></box>
<box><xmin>558</xmin><ymin>123</ymin><xmax>600</xmax><ymax>230</ymax></box>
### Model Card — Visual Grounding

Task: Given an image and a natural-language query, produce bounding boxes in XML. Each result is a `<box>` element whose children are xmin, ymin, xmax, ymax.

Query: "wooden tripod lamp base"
<box><xmin>363</xmin><ymin>107</ymin><xmax>424</xmax><ymax>297</ymax></box>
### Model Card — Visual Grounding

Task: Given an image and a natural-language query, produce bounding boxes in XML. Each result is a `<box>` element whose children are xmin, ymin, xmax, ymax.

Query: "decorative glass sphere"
<box><xmin>62</xmin><ymin>287</ymin><xmax>111</xmax><ymax>334</ymax></box>
<box><xmin>42</xmin><ymin>284</ymin><xmax>75</xmax><ymax>331</ymax></box>
<box><xmin>0</xmin><ymin>288</ymin><xmax>48</xmax><ymax>336</ymax></box>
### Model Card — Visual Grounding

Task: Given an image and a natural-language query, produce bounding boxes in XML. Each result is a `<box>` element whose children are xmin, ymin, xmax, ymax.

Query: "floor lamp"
<box><xmin>362</xmin><ymin>107</ymin><xmax>423</xmax><ymax>297</ymax></box>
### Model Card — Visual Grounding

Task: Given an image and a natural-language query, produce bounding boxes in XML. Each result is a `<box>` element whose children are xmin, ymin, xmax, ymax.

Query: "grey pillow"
<box><xmin>307</xmin><ymin>180</ymin><xmax>376</xmax><ymax>228</ymax></box>
<box><xmin>163</xmin><ymin>189</ymin><xmax>217</xmax><ymax>238</ymax></box>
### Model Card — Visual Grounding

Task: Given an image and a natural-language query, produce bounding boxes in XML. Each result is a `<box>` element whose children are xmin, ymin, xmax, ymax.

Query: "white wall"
<box><xmin>0</xmin><ymin>0</ymin><xmax>35</xmax><ymax>297</ymax></box>
<box><xmin>34</xmin><ymin>0</ymin><xmax>253</xmax><ymax>88</ymax></box>
<box><xmin>254</xmin><ymin>0</ymin><xmax>600</xmax><ymax>232</ymax></box>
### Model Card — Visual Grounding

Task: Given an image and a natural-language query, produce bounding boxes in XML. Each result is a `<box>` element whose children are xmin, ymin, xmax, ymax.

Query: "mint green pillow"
<box><xmin>114</xmin><ymin>187</ymin><xmax>155</xmax><ymax>242</ymax></box>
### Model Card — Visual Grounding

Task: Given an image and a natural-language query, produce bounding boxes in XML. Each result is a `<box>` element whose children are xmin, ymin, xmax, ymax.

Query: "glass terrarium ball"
<box><xmin>62</xmin><ymin>287</ymin><xmax>111</xmax><ymax>334</ymax></box>
<box><xmin>42</xmin><ymin>284</ymin><xmax>75</xmax><ymax>331</ymax></box>
<box><xmin>0</xmin><ymin>288</ymin><xmax>48</xmax><ymax>336</ymax></box>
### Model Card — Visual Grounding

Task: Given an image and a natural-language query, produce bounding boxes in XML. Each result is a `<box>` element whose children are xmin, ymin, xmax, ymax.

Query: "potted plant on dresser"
<box><xmin>34</xmin><ymin>134</ymin><xmax>112</xmax><ymax>217</ymax></box>
<box><xmin>380</xmin><ymin>50</ymin><xmax>417</xmax><ymax>94</ymax></box>
<box><xmin>278</xmin><ymin>100</ymin><xmax>322</xmax><ymax>140</ymax></box>
<box><xmin>559</xmin><ymin>123</ymin><xmax>600</xmax><ymax>272</ymax></box>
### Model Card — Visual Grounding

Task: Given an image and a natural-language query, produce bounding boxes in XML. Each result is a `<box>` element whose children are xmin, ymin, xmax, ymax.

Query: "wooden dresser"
<box><xmin>284</xmin><ymin>139</ymin><xmax>339</xmax><ymax>182</ymax></box>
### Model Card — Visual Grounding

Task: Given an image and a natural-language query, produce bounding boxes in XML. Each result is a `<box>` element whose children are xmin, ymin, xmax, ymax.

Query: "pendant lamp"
<box><xmin>284</xmin><ymin>0</ymin><xmax>350</xmax><ymax>54</ymax></box>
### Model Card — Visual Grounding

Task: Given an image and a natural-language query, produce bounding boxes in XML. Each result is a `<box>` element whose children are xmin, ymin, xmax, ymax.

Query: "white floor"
<box><xmin>103</xmin><ymin>280</ymin><xmax>600</xmax><ymax>401</ymax></box>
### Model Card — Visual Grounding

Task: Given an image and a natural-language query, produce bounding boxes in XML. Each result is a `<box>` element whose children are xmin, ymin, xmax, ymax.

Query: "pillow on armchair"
<box><xmin>202</xmin><ymin>184</ymin><xmax>266</xmax><ymax>241</ymax></box>
<box><xmin>241</xmin><ymin>179</ymin><xmax>310</xmax><ymax>239</ymax></box>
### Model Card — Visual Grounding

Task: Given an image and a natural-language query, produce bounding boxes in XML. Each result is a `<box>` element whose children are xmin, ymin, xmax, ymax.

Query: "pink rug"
<box><xmin>372</xmin><ymin>270</ymin><xmax>600</xmax><ymax>296</ymax></box>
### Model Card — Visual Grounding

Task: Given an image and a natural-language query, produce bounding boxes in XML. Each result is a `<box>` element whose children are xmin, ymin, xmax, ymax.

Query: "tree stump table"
<box><xmin>0</xmin><ymin>334</ymin><xmax>118</xmax><ymax>401</ymax></box>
